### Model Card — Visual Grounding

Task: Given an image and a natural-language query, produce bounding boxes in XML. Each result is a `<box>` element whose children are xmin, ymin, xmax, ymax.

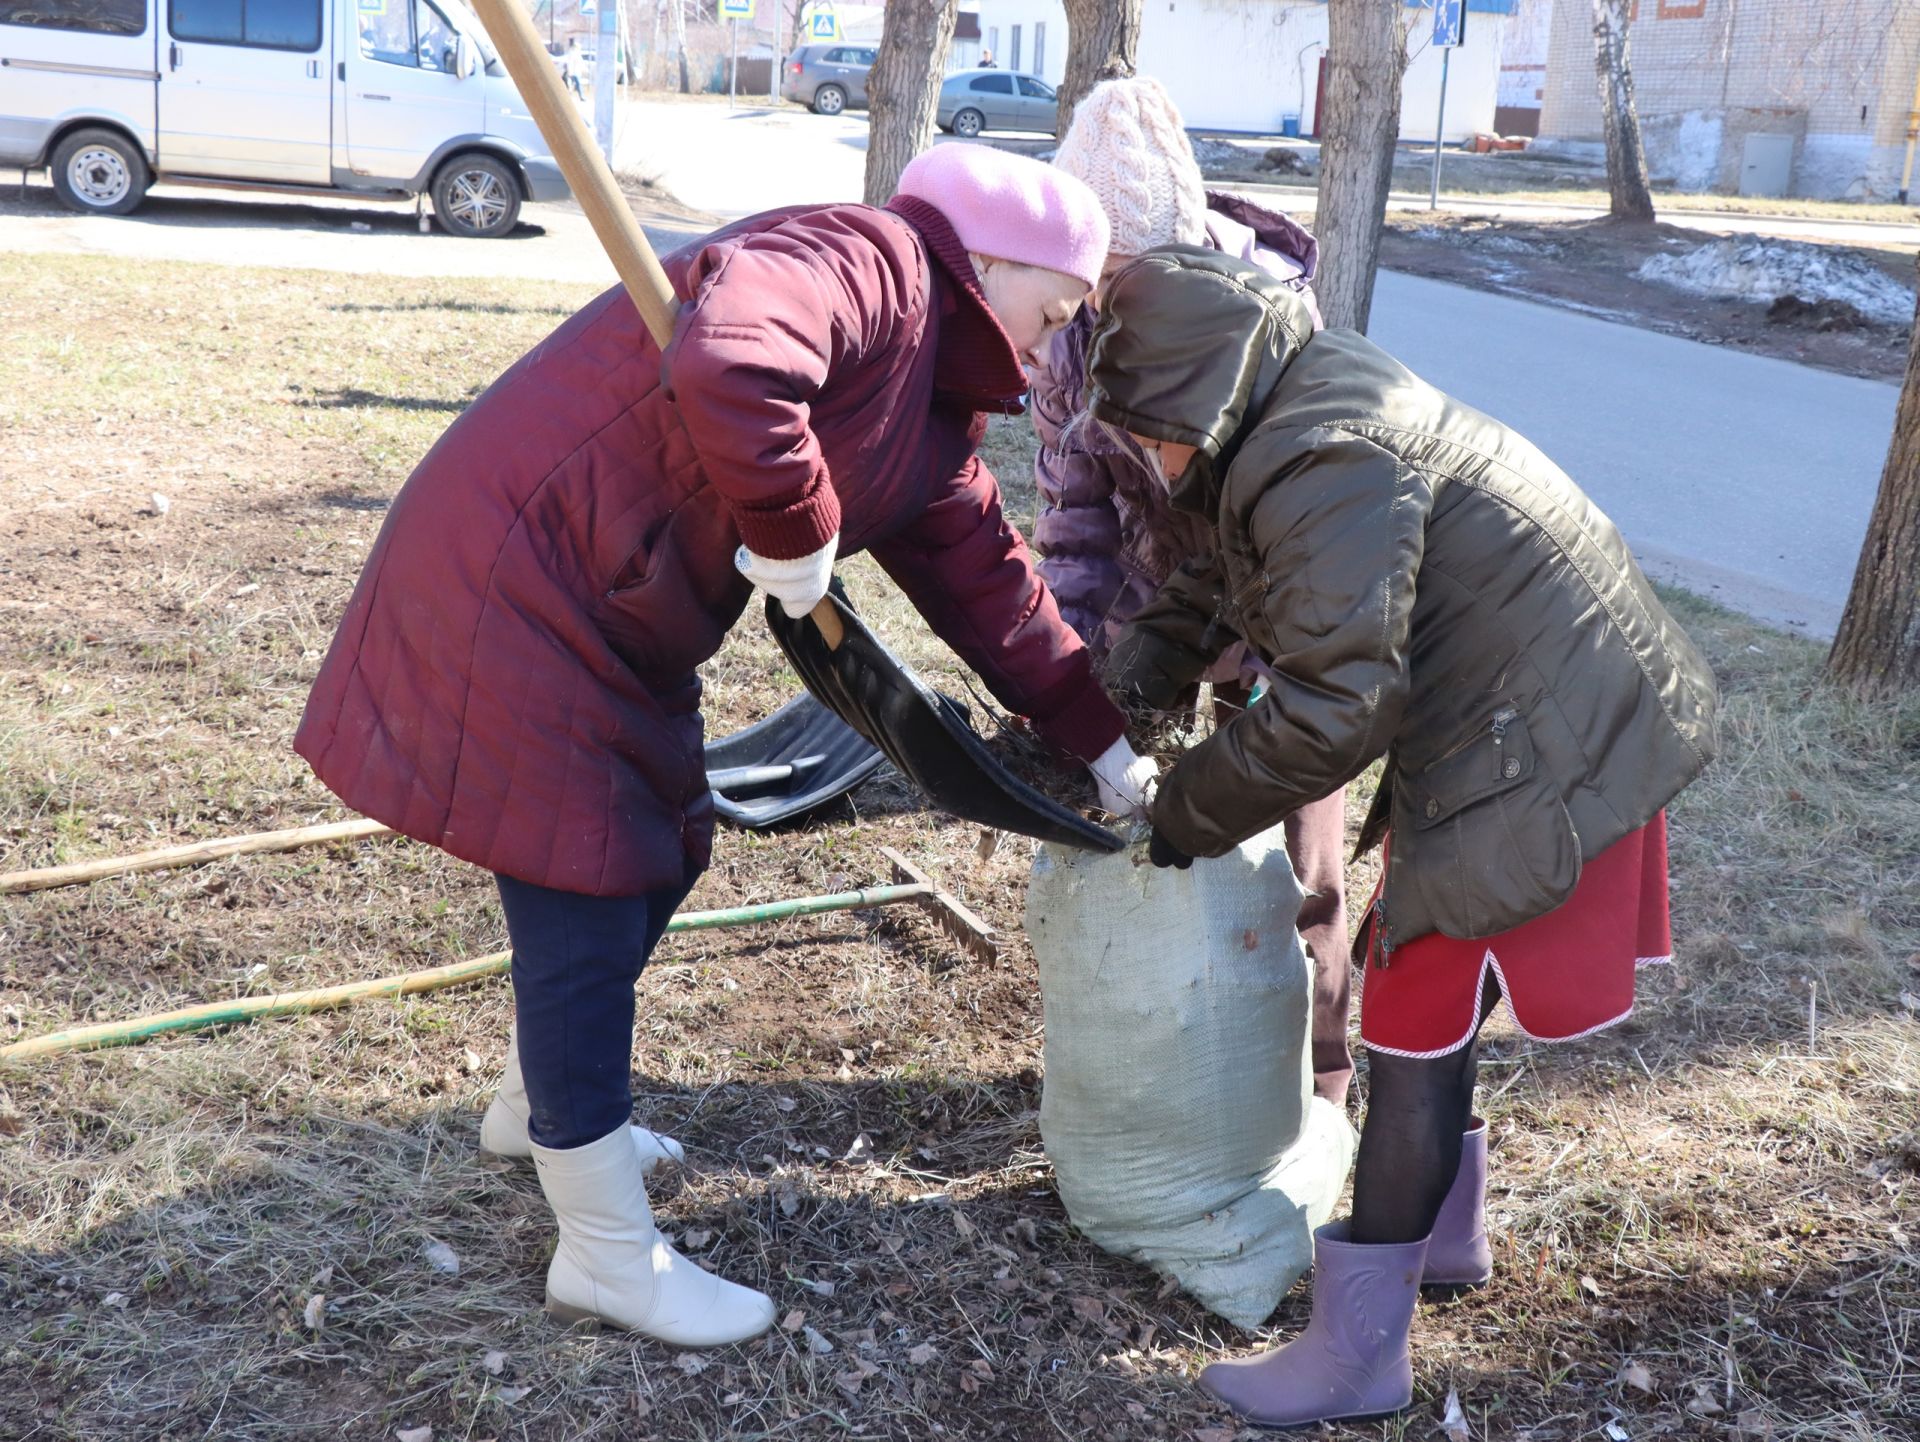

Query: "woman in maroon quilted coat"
<box><xmin>294</xmin><ymin>145</ymin><xmax>1152</xmax><ymax>1347</ymax></box>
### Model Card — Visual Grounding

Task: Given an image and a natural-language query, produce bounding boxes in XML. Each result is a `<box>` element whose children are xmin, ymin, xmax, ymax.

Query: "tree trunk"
<box><xmin>1590</xmin><ymin>0</ymin><xmax>1654</xmax><ymax>222</ymax></box>
<box><xmin>1313</xmin><ymin>0</ymin><xmax>1408</xmax><ymax>334</ymax></box>
<box><xmin>1827</xmin><ymin>261</ymin><xmax>1920</xmax><ymax>696</ymax></box>
<box><xmin>672</xmin><ymin>0</ymin><xmax>689</xmax><ymax>95</ymax></box>
<box><xmin>1057</xmin><ymin>0</ymin><xmax>1143</xmax><ymax>140</ymax></box>
<box><xmin>862</xmin><ymin>0</ymin><xmax>958</xmax><ymax>206</ymax></box>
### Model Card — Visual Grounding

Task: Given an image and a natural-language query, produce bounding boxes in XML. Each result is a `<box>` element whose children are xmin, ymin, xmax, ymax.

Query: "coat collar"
<box><xmin>885</xmin><ymin>194</ymin><xmax>1029</xmax><ymax>414</ymax></box>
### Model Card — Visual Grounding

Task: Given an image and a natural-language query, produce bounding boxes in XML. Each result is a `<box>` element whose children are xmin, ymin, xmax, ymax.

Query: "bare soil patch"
<box><xmin>1379</xmin><ymin>214</ymin><xmax>1914</xmax><ymax>381</ymax></box>
<box><xmin>1</xmin><ymin>252</ymin><xmax>1915</xmax><ymax>1442</ymax></box>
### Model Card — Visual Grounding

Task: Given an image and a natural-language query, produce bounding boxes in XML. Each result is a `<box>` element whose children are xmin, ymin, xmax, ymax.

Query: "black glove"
<box><xmin>1147</xmin><ymin>827</ymin><xmax>1193</xmax><ymax>870</ymax></box>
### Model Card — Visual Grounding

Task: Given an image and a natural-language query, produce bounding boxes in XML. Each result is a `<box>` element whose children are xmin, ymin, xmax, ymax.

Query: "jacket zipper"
<box><xmin>1375</xmin><ymin>705</ymin><xmax>1522</xmax><ymax>968</ymax></box>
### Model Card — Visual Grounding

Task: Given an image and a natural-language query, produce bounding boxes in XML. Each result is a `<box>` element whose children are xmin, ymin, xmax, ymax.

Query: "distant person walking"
<box><xmin>562</xmin><ymin>36</ymin><xmax>585</xmax><ymax>100</ymax></box>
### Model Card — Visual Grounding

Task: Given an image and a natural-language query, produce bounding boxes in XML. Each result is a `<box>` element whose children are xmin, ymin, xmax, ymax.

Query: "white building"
<box><xmin>972</xmin><ymin>0</ymin><xmax>1514</xmax><ymax>141</ymax></box>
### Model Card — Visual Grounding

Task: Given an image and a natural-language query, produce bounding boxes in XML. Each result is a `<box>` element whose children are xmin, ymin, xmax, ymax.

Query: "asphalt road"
<box><xmin>1369</xmin><ymin>269</ymin><xmax>1900</xmax><ymax>638</ymax></box>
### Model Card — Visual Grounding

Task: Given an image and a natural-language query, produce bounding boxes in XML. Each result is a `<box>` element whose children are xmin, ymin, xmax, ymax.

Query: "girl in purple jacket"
<box><xmin>1030</xmin><ymin>78</ymin><xmax>1357</xmax><ymax>1105</ymax></box>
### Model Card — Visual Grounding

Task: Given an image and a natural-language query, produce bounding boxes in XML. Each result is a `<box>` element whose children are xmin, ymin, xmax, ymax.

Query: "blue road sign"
<box><xmin>1433</xmin><ymin>0</ymin><xmax>1466</xmax><ymax>47</ymax></box>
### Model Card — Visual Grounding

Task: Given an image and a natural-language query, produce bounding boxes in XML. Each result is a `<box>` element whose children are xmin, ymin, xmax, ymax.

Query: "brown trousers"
<box><xmin>1213</xmin><ymin>685</ymin><xmax>1354</xmax><ymax>1106</ymax></box>
<box><xmin>1285</xmin><ymin>789</ymin><xmax>1354</xmax><ymax>1107</ymax></box>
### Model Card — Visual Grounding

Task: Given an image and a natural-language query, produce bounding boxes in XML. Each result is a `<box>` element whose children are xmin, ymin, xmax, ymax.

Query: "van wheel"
<box><xmin>951</xmin><ymin>107</ymin><xmax>985</xmax><ymax>138</ymax></box>
<box><xmin>51</xmin><ymin>128</ymin><xmax>149</xmax><ymax>216</ymax></box>
<box><xmin>811</xmin><ymin>84</ymin><xmax>846</xmax><ymax>116</ymax></box>
<box><xmin>433</xmin><ymin>153</ymin><xmax>522</xmax><ymax>239</ymax></box>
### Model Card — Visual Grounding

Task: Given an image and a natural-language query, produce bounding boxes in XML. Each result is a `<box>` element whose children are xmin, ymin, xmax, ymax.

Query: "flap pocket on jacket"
<box><xmin>1407</xmin><ymin>707</ymin><xmax>1531</xmax><ymax>830</ymax></box>
<box><xmin>1393</xmin><ymin>707</ymin><xmax>1581</xmax><ymax>940</ymax></box>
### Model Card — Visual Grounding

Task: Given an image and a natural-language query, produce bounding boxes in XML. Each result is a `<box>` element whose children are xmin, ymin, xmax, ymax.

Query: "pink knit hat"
<box><xmin>894</xmin><ymin>143</ymin><xmax>1110</xmax><ymax>291</ymax></box>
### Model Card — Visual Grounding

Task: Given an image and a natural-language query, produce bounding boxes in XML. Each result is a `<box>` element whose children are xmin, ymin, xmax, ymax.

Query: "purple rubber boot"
<box><xmin>1198</xmin><ymin>1222</ymin><xmax>1425</xmax><ymax>1429</ymax></box>
<box><xmin>1423</xmin><ymin>1117</ymin><xmax>1493</xmax><ymax>1288</ymax></box>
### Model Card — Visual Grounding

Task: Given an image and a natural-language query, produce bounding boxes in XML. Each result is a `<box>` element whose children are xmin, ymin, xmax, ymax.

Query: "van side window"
<box><xmin>1</xmin><ymin>0</ymin><xmax>146</xmax><ymax>34</ymax></box>
<box><xmin>171</xmin><ymin>0</ymin><xmax>320</xmax><ymax>49</ymax></box>
<box><xmin>357</xmin><ymin>0</ymin><xmax>453</xmax><ymax>69</ymax></box>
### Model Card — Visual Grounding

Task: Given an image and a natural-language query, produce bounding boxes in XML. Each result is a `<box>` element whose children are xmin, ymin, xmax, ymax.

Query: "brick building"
<box><xmin>1537</xmin><ymin>0</ymin><xmax>1920</xmax><ymax>200</ymax></box>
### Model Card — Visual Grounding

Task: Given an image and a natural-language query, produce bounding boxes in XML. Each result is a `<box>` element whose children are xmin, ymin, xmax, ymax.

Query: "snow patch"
<box><xmin>1636</xmin><ymin>238</ymin><xmax>1914</xmax><ymax>326</ymax></box>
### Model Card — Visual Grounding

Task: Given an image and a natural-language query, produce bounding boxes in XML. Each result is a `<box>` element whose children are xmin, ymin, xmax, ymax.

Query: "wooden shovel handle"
<box><xmin>810</xmin><ymin>596</ymin><xmax>845</xmax><ymax>650</ymax></box>
<box><xmin>464</xmin><ymin>0</ymin><xmax>679</xmax><ymax>348</ymax></box>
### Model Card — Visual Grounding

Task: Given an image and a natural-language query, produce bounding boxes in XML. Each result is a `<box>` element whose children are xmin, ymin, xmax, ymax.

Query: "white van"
<box><xmin>0</xmin><ymin>0</ymin><xmax>567</xmax><ymax>237</ymax></box>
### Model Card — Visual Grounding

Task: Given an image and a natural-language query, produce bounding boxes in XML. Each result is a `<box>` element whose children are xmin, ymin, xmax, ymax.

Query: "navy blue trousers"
<box><xmin>495</xmin><ymin>870</ymin><xmax>695</xmax><ymax>1150</ymax></box>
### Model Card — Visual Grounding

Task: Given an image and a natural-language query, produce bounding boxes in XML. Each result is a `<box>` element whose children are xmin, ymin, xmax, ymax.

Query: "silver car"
<box><xmin>781</xmin><ymin>44</ymin><xmax>876</xmax><ymax>115</ymax></box>
<box><xmin>937</xmin><ymin>69</ymin><xmax>1059</xmax><ymax>137</ymax></box>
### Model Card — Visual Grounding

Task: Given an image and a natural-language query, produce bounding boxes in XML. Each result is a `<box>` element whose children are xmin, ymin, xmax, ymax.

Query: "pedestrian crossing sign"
<box><xmin>720</xmin><ymin>0</ymin><xmax>754</xmax><ymax>17</ymax></box>
<box><xmin>804</xmin><ymin>4</ymin><xmax>838</xmax><ymax>40</ymax></box>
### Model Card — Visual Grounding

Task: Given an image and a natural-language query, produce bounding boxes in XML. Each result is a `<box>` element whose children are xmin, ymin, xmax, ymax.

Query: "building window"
<box><xmin>986</xmin><ymin>25</ymin><xmax>997</xmax><ymax>62</ymax></box>
<box><xmin>1009</xmin><ymin>23</ymin><xmax>1020</xmax><ymax>72</ymax></box>
<box><xmin>1033</xmin><ymin>20</ymin><xmax>1044</xmax><ymax>76</ymax></box>
<box><xmin>0</xmin><ymin>0</ymin><xmax>145</xmax><ymax>34</ymax></box>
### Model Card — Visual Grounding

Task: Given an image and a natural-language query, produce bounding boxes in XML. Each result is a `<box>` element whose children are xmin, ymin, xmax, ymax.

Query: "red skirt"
<box><xmin>1360</xmin><ymin>814</ymin><xmax>1671</xmax><ymax>1058</ymax></box>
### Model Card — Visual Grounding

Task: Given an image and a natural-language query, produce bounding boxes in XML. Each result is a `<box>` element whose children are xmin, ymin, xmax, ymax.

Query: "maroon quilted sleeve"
<box><xmin>662</xmin><ymin>218</ymin><xmax>914</xmax><ymax>561</ymax></box>
<box><xmin>870</xmin><ymin>451</ymin><xmax>1125</xmax><ymax>764</ymax></box>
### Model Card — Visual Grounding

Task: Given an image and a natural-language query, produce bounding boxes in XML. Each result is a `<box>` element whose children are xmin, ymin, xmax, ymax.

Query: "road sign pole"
<box><xmin>729</xmin><ymin>18</ymin><xmax>737</xmax><ymax>107</ymax></box>
<box><xmin>1430</xmin><ymin>45</ymin><xmax>1450</xmax><ymax>210</ymax></box>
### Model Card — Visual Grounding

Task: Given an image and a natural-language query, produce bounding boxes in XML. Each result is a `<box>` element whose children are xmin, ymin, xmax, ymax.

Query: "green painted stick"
<box><xmin>0</xmin><ymin>882</ymin><xmax>934</xmax><ymax>1061</ymax></box>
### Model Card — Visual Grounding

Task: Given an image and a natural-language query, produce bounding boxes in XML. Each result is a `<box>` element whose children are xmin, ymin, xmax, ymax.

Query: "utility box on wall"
<box><xmin>1738</xmin><ymin>132</ymin><xmax>1796</xmax><ymax>197</ymax></box>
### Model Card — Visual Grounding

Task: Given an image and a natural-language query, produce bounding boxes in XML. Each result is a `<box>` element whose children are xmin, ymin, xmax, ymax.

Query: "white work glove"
<box><xmin>735</xmin><ymin>535</ymin><xmax>838</xmax><ymax>619</ymax></box>
<box><xmin>1088</xmin><ymin>735</ymin><xmax>1158</xmax><ymax>819</ymax></box>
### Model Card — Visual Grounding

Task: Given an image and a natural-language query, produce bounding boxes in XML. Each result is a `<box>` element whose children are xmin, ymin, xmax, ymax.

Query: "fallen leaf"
<box><xmin>721</xmin><ymin>1393</ymin><xmax>743</xmax><ymax>1405</ymax></box>
<box><xmin>803</xmin><ymin>1325</ymin><xmax>835</xmax><ymax>1356</ymax></box>
<box><xmin>461</xmin><ymin>1048</ymin><xmax>483</xmax><ymax>1074</ymax></box>
<box><xmin>907</xmin><ymin>1342</ymin><xmax>937</xmax><ymax>1365</ymax></box>
<box><xmin>953</xmin><ymin>1212</ymin><xmax>977</xmax><ymax>1241</ymax></box>
<box><xmin>1734</xmin><ymin>1409</ymin><xmax>1774</xmax><ymax>1437</ymax></box>
<box><xmin>481</xmin><ymin>1350</ymin><xmax>507</xmax><ymax>1376</ymax></box>
<box><xmin>1439</xmin><ymin>1388</ymin><xmax>1470</xmax><ymax>1442</ymax></box>
<box><xmin>1580</xmin><ymin>1274</ymin><xmax>1605</xmax><ymax>1298</ymax></box>
<box><xmin>232</xmin><ymin>582</ymin><xmax>260</xmax><ymax>597</ymax></box>
<box><xmin>303</xmin><ymin>1294</ymin><xmax>325</xmax><ymax>1330</ymax></box>
<box><xmin>681</xmin><ymin>1228</ymin><xmax>713</xmax><ymax>1250</ymax></box>
<box><xmin>1192</xmin><ymin>1428</ymin><xmax>1237</xmax><ymax>1442</ymax></box>
<box><xmin>1688</xmin><ymin>1386</ymin><xmax>1724</xmax><ymax>1416</ymax></box>
<box><xmin>102</xmin><ymin>1292</ymin><xmax>128</xmax><ymax>1309</ymax></box>
<box><xmin>1603</xmin><ymin>1423</ymin><xmax>1630</xmax><ymax>1442</ymax></box>
<box><xmin>1068</xmin><ymin>1295</ymin><xmax>1106</xmax><ymax>1326</ymax></box>
<box><xmin>833</xmin><ymin>1367</ymin><xmax>870</xmax><ymax>1396</ymax></box>
<box><xmin>843</xmin><ymin>1133</ymin><xmax>874</xmax><ymax>1163</ymax></box>
<box><xmin>1617</xmin><ymin>1360</ymin><xmax>1654</xmax><ymax>1393</ymax></box>
<box><xmin>1900</xmin><ymin>991</ymin><xmax>1920</xmax><ymax>1014</ymax></box>
<box><xmin>780</xmin><ymin>1309</ymin><xmax>807</xmax><ymax>1333</ymax></box>
<box><xmin>396</xmin><ymin>1428</ymin><xmax>433</xmax><ymax>1442</ymax></box>
<box><xmin>495</xmin><ymin>1386</ymin><xmax>529</xmax><ymax>1405</ymax></box>
<box><xmin>421</xmin><ymin>1239</ymin><xmax>460</xmax><ymax>1276</ymax></box>
<box><xmin>799</xmin><ymin>1277</ymin><xmax>835</xmax><ymax>1297</ymax></box>
<box><xmin>775</xmin><ymin>1096</ymin><xmax>797</xmax><ymax>1113</ymax></box>
<box><xmin>975</xmin><ymin>829</ymin><xmax>1000</xmax><ymax>861</ymax></box>
<box><xmin>673</xmin><ymin>1353</ymin><xmax>709</xmax><ymax>1376</ymax></box>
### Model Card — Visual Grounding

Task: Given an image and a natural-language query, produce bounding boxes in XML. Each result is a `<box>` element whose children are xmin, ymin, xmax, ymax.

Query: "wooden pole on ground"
<box><xmin>0</xmin><ymin>818</ymin><xmax>392</xmax><ymax>897</ymax></box>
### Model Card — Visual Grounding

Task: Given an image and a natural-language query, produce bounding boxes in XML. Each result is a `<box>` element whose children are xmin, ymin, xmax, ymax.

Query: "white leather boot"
<box><xmin>479</xmin><ymin>1025</ymin><xmax>684</xmax><ymax>1173</ymax></box>
<box><xmin>532</xmin><ymin>1124</ymin><xmax>776</xmax><ymax>1345</ymax></box>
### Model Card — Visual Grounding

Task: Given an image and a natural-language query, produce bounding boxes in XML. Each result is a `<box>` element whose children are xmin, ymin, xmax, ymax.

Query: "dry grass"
<box><xmin>2</xmin><ymin>251</ymin><xmax>1916</xmax><ymax>1442</ymax></box>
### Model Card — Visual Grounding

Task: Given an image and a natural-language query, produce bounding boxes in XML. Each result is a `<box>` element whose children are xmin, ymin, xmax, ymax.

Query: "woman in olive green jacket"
<box><xmin>1083</xmin><ymin>247</ymin><xmax>1717</xmax><ymax>1429</ymax></box>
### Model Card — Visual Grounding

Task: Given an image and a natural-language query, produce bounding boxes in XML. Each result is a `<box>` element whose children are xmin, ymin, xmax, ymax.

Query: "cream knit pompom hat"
<box><xmin>1053</xmin><ymin>76</ymin><xmax>1208</xmax><ymax>257</ymax></box>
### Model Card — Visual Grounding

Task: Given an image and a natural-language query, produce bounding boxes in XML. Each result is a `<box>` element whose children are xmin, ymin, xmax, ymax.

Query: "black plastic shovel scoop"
<box><xmin>766</xmin><ymin>588</ymin><xmax>1123</xmax><ymax>854</ymax></box>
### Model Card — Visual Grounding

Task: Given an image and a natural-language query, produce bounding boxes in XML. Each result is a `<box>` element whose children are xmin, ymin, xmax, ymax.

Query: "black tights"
<box><xmin>1349</xmin><ymin>972</ymin><xmax>1501</xmax><ymax>1245</ymax></box>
